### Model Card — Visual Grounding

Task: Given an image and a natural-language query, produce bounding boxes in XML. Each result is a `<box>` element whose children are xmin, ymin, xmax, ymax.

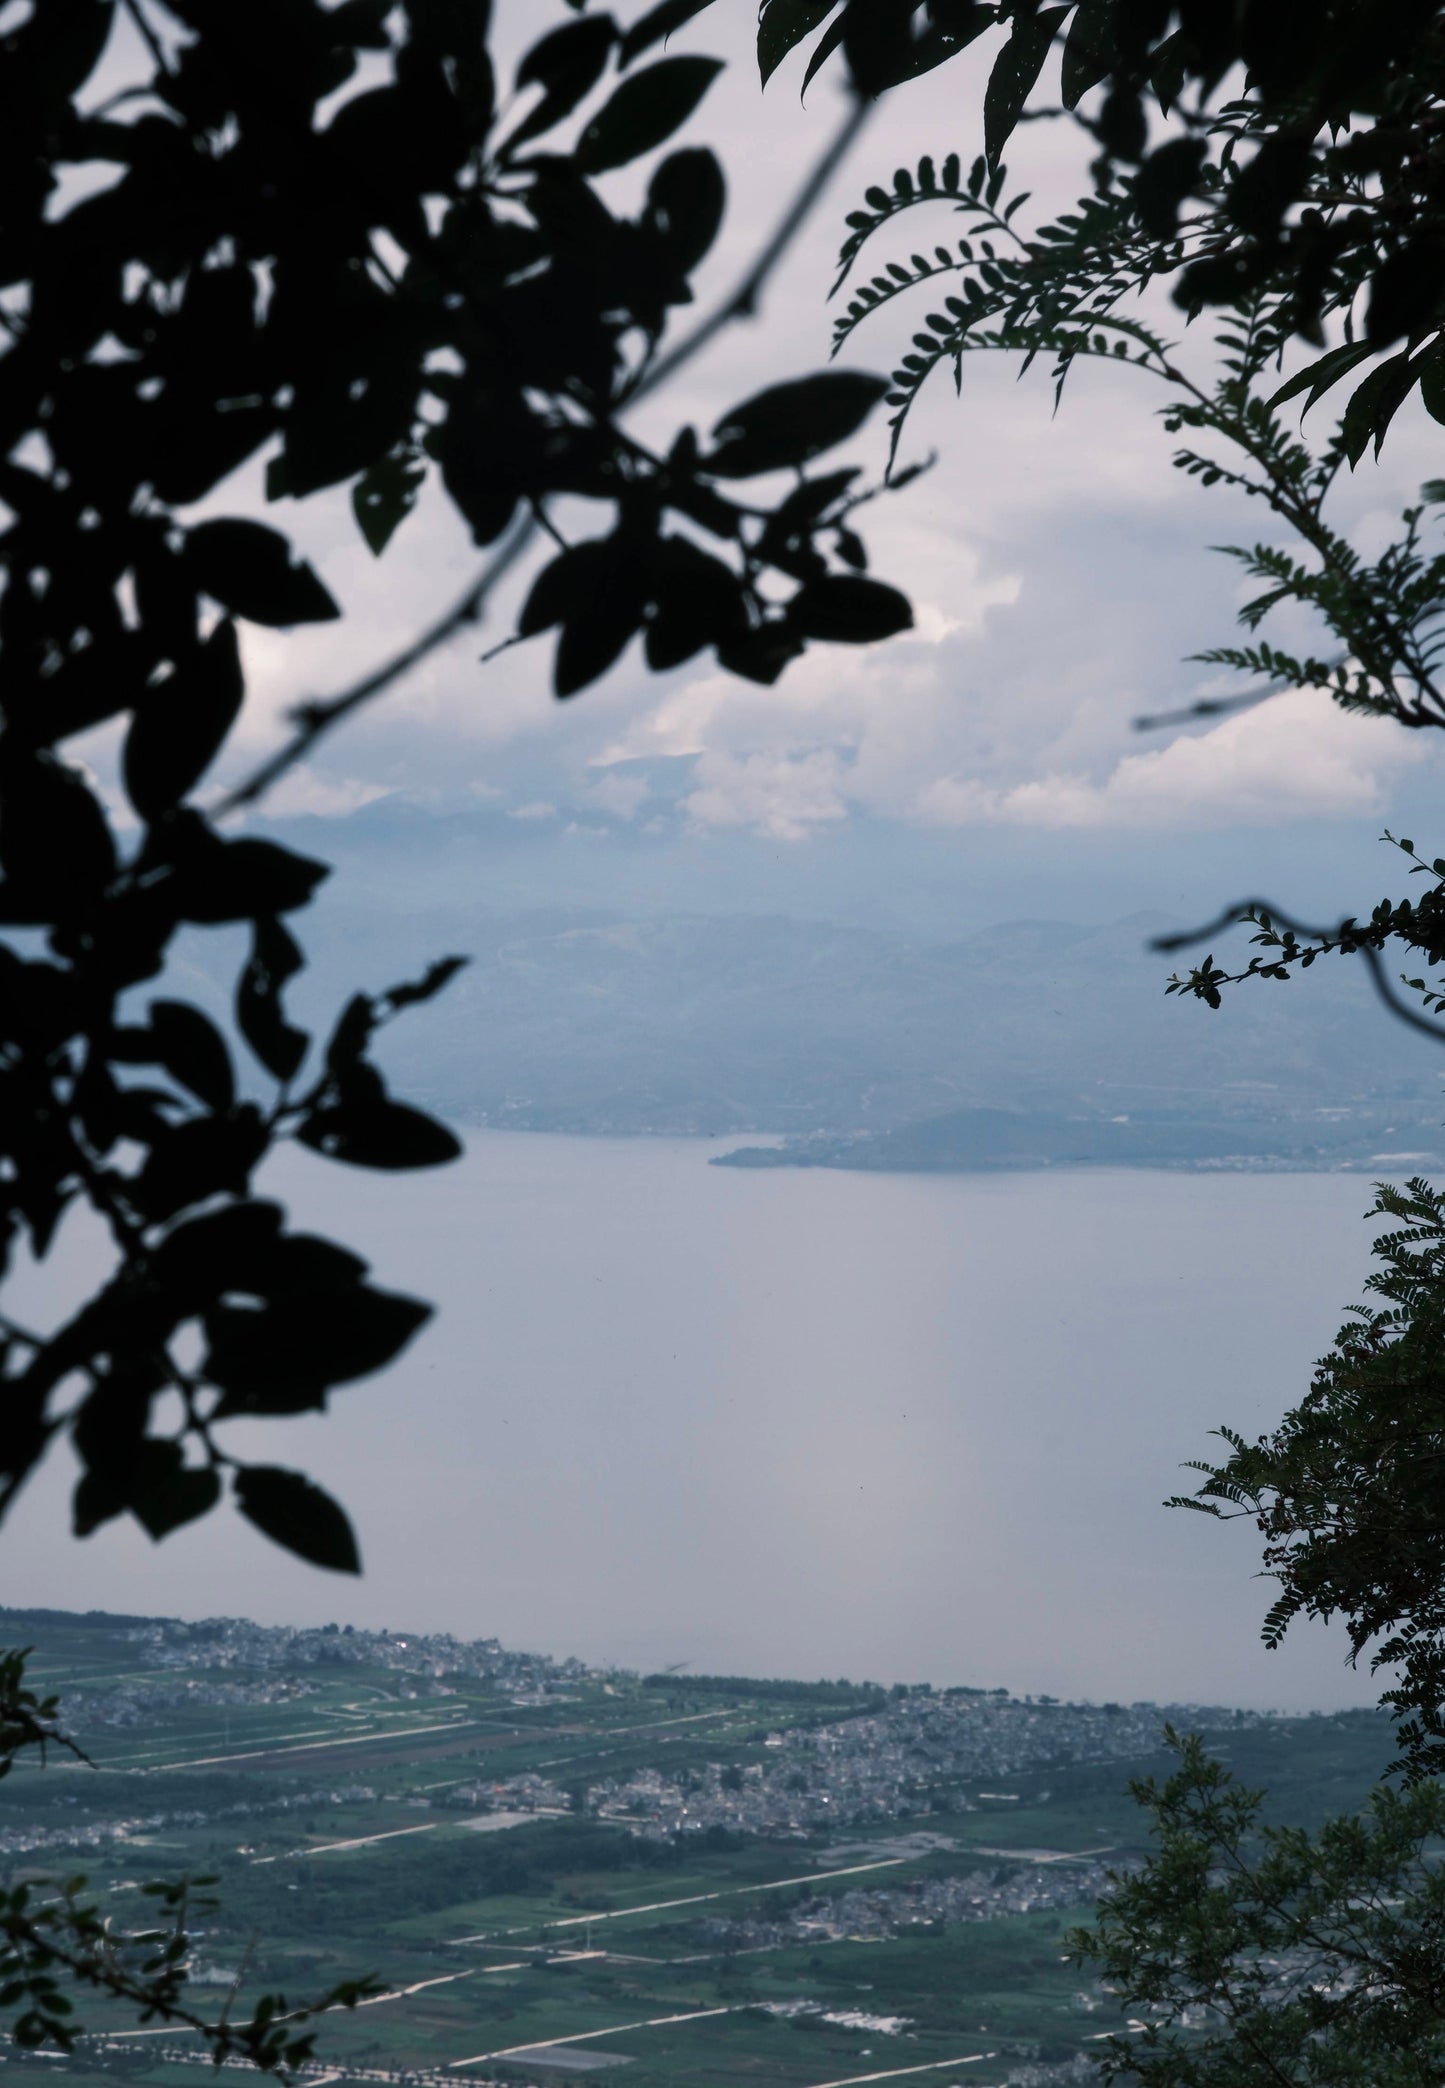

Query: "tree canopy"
<box><xmin>1072</xmin><ymin>1729</ymin><xmax>1445</xmax><ymax>2087</ymax></box>
<box><xmin>789</xmin><ymin>5</ymin><xmax>1445</xmax><ymax>2076</ymax></box>
<box><xmin>752</xmin><ymin>0</ymin><xmax>1445</xmax><ymax>426</ymax></box>
<box><xmin>9</xmin><ymin>1</ymin><xmax>1445</xmax><ymax>2081</ymax></box>
<box><xmin>0</xmin><ymin>0</ymin><xmax>911</xmax><ymax>1569</ymax></box>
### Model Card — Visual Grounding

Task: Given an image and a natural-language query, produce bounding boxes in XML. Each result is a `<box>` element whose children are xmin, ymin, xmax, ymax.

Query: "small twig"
<box><xmin>1133</xmin><ymin>681</ymin><xmax>1291</xmax><ymax>732</ymax></box>
<box><xmin>219</xmin><ymin>1935</ymin><xmax>258</xmax><ymax>2033</ymax></box>
<box><xmin>119</xmin><ymin>0</ymin><xmax>171</xmax><ymax>77</ymax></box>
<box><xmin>220</xmin><ymin>92</ymin><xmax>874</xmax><ymax>814</ymax></box>
<box><xmin>218</xmin><ymin>514</ymin><xmax>535</xmax><ymax>812</ymax></box>
<box><xmin>529</xmin><ymin>498</ymin><xmax>568</xmax><ymax>551</ymax></box>
<box><xmin>0</xmin><ymin>1309</ymin><xmax>44</xmax><ymax>1350</ymax></box>
<box><xmin>1154</xmin><ymin>900</ymin><xmax>1445</xmax><ymax>1045</ymax></box>
<box><xmin>634</xmin><ymin>92</ymin><xmax>873</xmax><ymax>399</ymax></box>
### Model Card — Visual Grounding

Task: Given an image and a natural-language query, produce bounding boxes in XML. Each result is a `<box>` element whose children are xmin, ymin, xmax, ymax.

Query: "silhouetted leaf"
<box><xmin>707</xmin><ymin>371</ymin><xmax>889</xmax><ymax>476</ymax></box>
<box><xmin>1060</xmin><ymin>0</ymin><xmax>1115</xmax><ymax>108</ymax></box>
<box><xmin>984</xmin><ymin>6</ymin><xmax>1067</xmax><ymax>165</ymax></box>
<box><xmin>296</xmin><ymin>1098</ymin><xmax>462</xmax><ymax>1169</ymax></box>
<box><xmin>382</xmin><ymin>955</ymin><xmax>470</xmax><ymax>1012</ymax></box>
<box><xmin>151</xmin><ymin>1200</ymin><xmax>286</xmax><ymax>1302</ymax></box>
<box><xmin>555</xmin><ymin>589</ymin><xmax>646</xmax><ymax>695</ymax></box>
<box><xmin>235</xmin><ymin>1466</ymin><xmax>360</xmax><ymax>1573</ymax></box>
<box><xmin>790</xmin><ymin>573</ymin><xmax>913</xmax><ymax>641</ymax></box>
<box><xmin>1268</xmin><ymin>341</ymin><xmax>1376</xmax><ymax>414</ymax></box>
<box><xmin>74</xmin><ymin>1398</ymin><xmax>215</xmax><ymax>1540</ymax></box>
<box><xmin>1132</xmin><ymin>137</ymin><xmax>1207</xmax><ymax>236</ymax></box>
<box><xmin>263</xmin><ymin>1232</ymin><xmax>370</xmax><ymax>1296</ymax></box>
<box><xmin>123</xmin><ymin>620</ymin><xmax>244</xmax><ymax>825</ymax></box>
<box><xmin>72</xmin><ymin>1468</ymin><xmax>132</xmax><ymax>1539</ymax></box>
<box><xmin>574</xmin><ymin>55</ymin><xmax>722</xmax><ymax>174</ymax></box>
<box><xmin>128</xmin><ymin>1445</ymin><xmax>222</xmax><ymax>1541</ymax></box>
<box><xmin>0</xmin><ymin>749</ymin><xmax>115</xmax><ymax>924</ymax></box>
<box><xmin>1422</xmin><ymin>345</ymin><xmax>1445</xmax><ymax>426</ymax></box>
<box><xmin>131</xmin><ymin>1107</ymin><xmax>269</xmax><ymax>1223</ymax></box>
<box><xmin>352</xmin><ymin>450</ymin><xmax>426</xmax><ymax>556</ymax></box>
<box><xmin>840</xmin><ymin>0</ymin><xmax>917</xmax><ymax>94</ymax></box>
<box><xmin>206</xmin><ymin>1283</ymin><xmax>431</xmax><ymax>1413</ymax></box>
<box><xmin>519</xmin><ymin>540</ymin><xmax>615</xmax><ymax>635</ymax></box>
<box><xmin>508</xmin><ymin>14</ymin><xmax>617</xmax><ymax>152</ymax></box>
<box><xmin>520</xmin><ymin>537</ymin><xmax>649</xmax><ymax>695</ymax></box>
<box><xmin>620</xmin><ymin>0</ymin><xmax>716</xmax><ymax>66</ymax></box>
<box><xmin>238</xmin><ymin>917</ymin><xmax>309</xmax><ymax>1082</ymax></box>
<box><xmin>644</xmin><ymin>535</ymin><xmax>748</xmax><ymax>668</ymax></box>
<box><xmin>169</xmin><ymin>834</ymin><xmax>329</xmax><ymax>925</ymax></box>
<box><xmin>1369</xmin><ymin>242</ymin><xmax>1445</xmax><ymax>345</ymax></box>
<box><xmin>1227</xmin><ymin>130</ymin><xmax>1312</xmax><ymax>238</ymax></box>
<box><xmin>800</xmin><ymin>12</ymin><xmax>846</xmax><ymax>93</ymax></box>
<box><xmin>759</xmin><ymin>0</ymin><xmax>838</xmax><ymax>83</ymax></box>
<box><xmin>184</xmin><ymin>520</ymin><xmax>339</xmax><ymax>627</ymax></box>
<box><xmin>646</xmin><ymin>147</ymin><xmax>725</xmax><ymax>270</ymax></box>
<box><xmin>1341</xmin><ymin>348</ymin><xmax>1415</xmax><ymax>464</ymax></box>
<box><xmin>716</xmin><ymin>623</ymin><xmax>806</xmax><ymax>683</ymax></box>
<box><xmin>323</xmin><ymin>992</ymin><xmax>380</xmax><ymax>1082</ymax></box>
<box><xmin>147</xmin><ymin>1000</ymin><xmax>236</xmax><ymax>1113</ymax></box>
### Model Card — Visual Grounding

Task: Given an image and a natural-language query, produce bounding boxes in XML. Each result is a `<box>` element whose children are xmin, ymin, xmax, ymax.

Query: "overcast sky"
<box><xmin>73</xmin><ymin>1</ymin><xmax>1444</xmax><ymax>875</ymax></box>
<box><xmin>14</xmin><ymin>3</ymin><xmax>1442</xmax><ymax>1703</ymax></box>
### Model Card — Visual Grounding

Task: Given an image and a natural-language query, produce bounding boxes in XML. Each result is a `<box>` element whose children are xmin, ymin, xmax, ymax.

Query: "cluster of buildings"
<box><xmin>591</xmin><ymin>1691</ymin><xmax>1227</xmax><ymax>1836</ymax></box>
<box><xmin>57</xmin><ymin>1672</ymin><xmax>317</xmax><ymax>1731</ymax></box>
<box><xmin>128</xmin><ymin>1615</ymin><xmax>589</xmax><ymax>1695</ymax></box>
<box><xmin>439</xmin><ymin>1772</ymin><xmax>570</xmax><ymax>1814</ymax></box>
<box><xmin>700</xmin><ymin>1857</ymin><xmax>1125</xmax><ymax>1950</ymax></box>
<box><xmin>0</xmin><ymin>1783</ymin><xmax>378</xmax><ymax>1863</ymax></box>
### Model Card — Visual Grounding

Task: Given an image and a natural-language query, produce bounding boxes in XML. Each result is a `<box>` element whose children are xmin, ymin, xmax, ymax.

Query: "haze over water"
<box><xmin>7</xmin><ymin>1133</ymin><xmax>1400</xmax><ymax>1713</ymax></box>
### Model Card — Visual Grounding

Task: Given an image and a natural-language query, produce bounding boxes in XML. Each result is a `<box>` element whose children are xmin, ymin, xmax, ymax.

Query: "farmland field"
<box><xmin>0</xmin><ymin>1609</ymin><xmax>1395</xmax><ymax>2088</ymax></box>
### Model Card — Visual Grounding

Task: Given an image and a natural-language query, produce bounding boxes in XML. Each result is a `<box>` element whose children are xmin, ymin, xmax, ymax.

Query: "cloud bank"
<box><xmin>137</xmin><ymin>5</ymin><xmax>1440</xmax><ymax>853</ymax></box>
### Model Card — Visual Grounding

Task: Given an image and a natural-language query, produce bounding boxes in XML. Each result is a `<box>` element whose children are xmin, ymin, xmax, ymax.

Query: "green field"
<box><xmin>0</xmin><ymin>1609</ymin><xmax>1397</xmax><ymax>2088</ymax></box>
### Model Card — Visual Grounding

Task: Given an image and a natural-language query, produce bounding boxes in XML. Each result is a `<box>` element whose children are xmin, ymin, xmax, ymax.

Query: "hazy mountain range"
<box><xmin>227</xmin><ymin>795</ymin><xmax>1445</xmax><ymax>1168</ymax></box>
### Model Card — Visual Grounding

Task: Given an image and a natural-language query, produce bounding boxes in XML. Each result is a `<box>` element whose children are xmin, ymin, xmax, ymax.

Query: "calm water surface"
<box><xmin>4</xmin><ymin>1133</ymin><xmax>1399</xmax><ymax>1710</ymax></box>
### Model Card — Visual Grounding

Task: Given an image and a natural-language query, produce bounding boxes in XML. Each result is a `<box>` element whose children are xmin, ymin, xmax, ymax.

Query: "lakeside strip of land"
<box><xmin>713</xmin><ymin>1104</ymin><xmax>1445</xmax><ymax>1177</ymax></box>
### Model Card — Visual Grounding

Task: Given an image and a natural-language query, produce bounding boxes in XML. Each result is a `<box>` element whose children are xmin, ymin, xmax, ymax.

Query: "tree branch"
<box><xmin>220</xmin><ymin>91</ymin><xmax>874</xmax><ymax>816</ymax></box>
<box><xmin>633</xmin><ymin>91</ymin><xmax>873</xmax><ymax>399</ymax></box>
<box><xmin>1132</xmin><ymin>682</ymin><xmax>1291</xmax><ymax>733</ymax></box>
<box><xmin>219</xmin><ymin>513</ymin><xmax>536</xmax><ymax>814</ymax></box>
<box><xmin>1154</xmin><ymin>900</ymin><xmax>1445</xmax><ymax>1045</ymax></box>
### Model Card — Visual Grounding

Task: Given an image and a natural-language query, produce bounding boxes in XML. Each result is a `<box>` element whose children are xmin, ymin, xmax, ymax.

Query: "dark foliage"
<box><xmin>1071</xmin><ymin>1730</ymin><xmax>1445</xmax><ymax>2086</ymax></box>
<box><xmin>805</xmin><ymin>12</ymin><xmax>1445</xmax><ymax>2066</ymax></box>
<box><xmin>820</xmin><ymin>0</ymin><xmax>1445</xmax><ymax>1805</ymax></box>
<box><xmin>0</xmin><ymin>0</ymin><xmax>909</xmax><ymax>1565</ymax></box>
<box><xmin>0</xmin><ymin>1649</ymin><xmax>374</xmax><ymax>2062</ymax></box>
<box><xmin>1171</xmin><ymin>1179</ymin><xmax>1445</xmax><ymax>1782</ymax></box>
<box><xmin>641</xmin><ymin>1672</ymin><xmax>888</xmax><ymax>1703</ymax></box>
<box><xmin>745</xmin><ymin>1</ymin><xmax>1445</xmax><ymax>436</ymax></box>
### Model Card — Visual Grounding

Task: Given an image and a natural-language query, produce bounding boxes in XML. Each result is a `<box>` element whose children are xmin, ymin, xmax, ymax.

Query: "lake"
<box><xmin>2</xmin><ymin>1133</ymin><xmax>1400</xmax><ymax>1711</ymax></box>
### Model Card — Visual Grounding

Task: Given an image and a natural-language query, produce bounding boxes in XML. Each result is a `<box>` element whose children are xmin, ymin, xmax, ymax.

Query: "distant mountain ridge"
<box><xmin>332</xmin><ymin>905</ymin><xmax>1442</xmax><ymax>1149</ymax></box>
<box><xmin>222</xmin><ymin>796</ymin><xmax>1445</xmax><ymax>1159</ymax></box>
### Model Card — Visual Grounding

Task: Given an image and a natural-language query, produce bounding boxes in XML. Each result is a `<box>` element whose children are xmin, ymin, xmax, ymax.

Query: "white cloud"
<box><xmin>685</xmin><ymin>749</ymin><xmax>851</xmax><ymax>840</ymax></box>
<box><xmin>183</xmin><ymin>9</ymin><xmax>1440</xmax><ymax>853</ymax></box>
<box><xmin>246</xmin><ymin>766</ymin><xmax>393</xmax><ymax>819</ymax></box>
<box><xmin>915</xmin><ymin>688</ymin><xmax>1426</xmax><ymax>830</ymax></box>
<box><xmin>585</xmin><ymin>771</ymin><xmax>650</xmax><ymax>819</ymax></box>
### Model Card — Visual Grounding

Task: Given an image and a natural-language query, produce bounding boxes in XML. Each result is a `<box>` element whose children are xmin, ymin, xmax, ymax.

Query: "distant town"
<box><xmin>0</xmin><ymin>1607</ymin><xmax>1396</xmax><ymax>2088</ymax></box>
<box><xmin>13</xmin><ymin>1609</ymin><xmax>1270</xmax><ymax>1858</ymax></box>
